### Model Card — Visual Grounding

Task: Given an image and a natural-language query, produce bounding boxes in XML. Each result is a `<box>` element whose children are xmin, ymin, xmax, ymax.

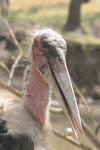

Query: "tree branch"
<box><xmin>82</xmin><ymin>119</ymin><xmax>100</xmax><ymax>149</ymax></box>
<box><xmin>0</xmin><ymin>79</ymin><xmax>22</xmax><ymax>98</ymax></box>
<box><xmin>50</xmin><ymin>107</ymin><xmax>100</xmax><ymax>149</ymax></box>
<box><xmin>3</xmin><ymin>19</ymin><xmax>23</xmax><ymax>86</ymax></box>
<box><xmin>0</xmin><ymin>62</ymin><xmax>10</xmax><ymax>75</ymax></box>
<box><xmin>52</xmin><ymin>129</ymin><xmax>98</xmax><ymax>150</ymax></box>
<box><xmin>72</xmin><ymin>81</ymin><xmax>97</xmax><ymax>127</ymax></box>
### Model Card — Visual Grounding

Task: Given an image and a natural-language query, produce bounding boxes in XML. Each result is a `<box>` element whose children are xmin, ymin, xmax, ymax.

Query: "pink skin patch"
<box><xmin>33</xmin><ymin>37</ymin><xmax>46</xmax><ymax>68</ymax></box>
<box><xmin>24</xmin><ymin>38</ymin><xmax>50</xmax><ymax>128</ymax></box>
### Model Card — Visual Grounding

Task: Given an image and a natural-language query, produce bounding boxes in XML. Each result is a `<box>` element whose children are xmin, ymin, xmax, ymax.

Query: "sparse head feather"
<box><xmin>28</xmin><ymin>26</ymin><xmax>67</xmax><ymax>63</ymax></box>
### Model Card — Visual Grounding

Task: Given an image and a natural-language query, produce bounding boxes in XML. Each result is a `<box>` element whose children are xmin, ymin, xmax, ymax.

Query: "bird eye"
<box><xmin>41</xmin><ymin>42</ymin><xmax>48</xmax><ymax>49</ymax></box>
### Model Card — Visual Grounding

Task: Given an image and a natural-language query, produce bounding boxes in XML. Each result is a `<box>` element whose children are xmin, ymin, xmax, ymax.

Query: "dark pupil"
<box><xmin>42</xmin><ymin>42</ymin><xmax>48</xmax><ymax>49</ymax></box>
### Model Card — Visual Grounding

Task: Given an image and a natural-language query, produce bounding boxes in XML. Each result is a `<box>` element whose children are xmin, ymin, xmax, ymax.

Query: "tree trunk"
<box><xmin>0</xmin><ymin>0</ymin><xmax>9</xmax><ymax>17</ymax></box>
<box><xmin>64</xmin><ymin>0</ymin><xmax>82</xmax><ymax>31</ymax></box>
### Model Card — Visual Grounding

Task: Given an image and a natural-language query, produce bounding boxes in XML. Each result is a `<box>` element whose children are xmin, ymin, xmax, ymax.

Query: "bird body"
<box><xmin>0</xmin><ymin>97</ymin><xmax>51</xmax><ymax>149</ymax></box>
<box><xmin>0</xmin><ymin>28</ymin><xmax>82</xmax><ymax>149</ymax></box>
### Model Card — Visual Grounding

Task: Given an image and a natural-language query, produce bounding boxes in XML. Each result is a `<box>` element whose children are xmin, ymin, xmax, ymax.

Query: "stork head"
<box><xmin>25</xmin><ymin>28</ymin><xmax>82</xmax><ymax>138</ymax></box>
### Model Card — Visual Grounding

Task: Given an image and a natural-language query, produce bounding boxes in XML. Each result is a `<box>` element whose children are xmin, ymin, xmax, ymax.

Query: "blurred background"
<box><xmin>0</xmin><ymin>0</ymin><xmax>100</xmax><ymax>149</ymax></box>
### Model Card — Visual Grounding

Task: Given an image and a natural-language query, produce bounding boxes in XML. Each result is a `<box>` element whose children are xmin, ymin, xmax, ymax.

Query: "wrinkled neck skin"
<box><xmin>24</xmin><ymin>55</ymin><xmax>51</xmax><ymax>149</ymax></box>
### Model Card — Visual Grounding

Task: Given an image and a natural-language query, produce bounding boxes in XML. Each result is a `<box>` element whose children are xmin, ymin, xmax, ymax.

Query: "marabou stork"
<box><xmin>0</xmin><ymin>0</ymin><xmax>9</xmax><ymax>17</ymax></box>
<box><xmin>0</xmin><ymin>28</ymin><xmax>82</xmax><ymax>150</ymax></box>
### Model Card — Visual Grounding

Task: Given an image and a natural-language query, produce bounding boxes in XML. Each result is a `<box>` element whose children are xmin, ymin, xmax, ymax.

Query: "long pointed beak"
<box><xmin>32</xmin><ymin>32</ymin><xmax>82</xmax><ymax>137</ymax></box>
<box><xmin>46</xmin><ymin>58</ymin><xmax>82</xmax><ymax>138</ymax></box>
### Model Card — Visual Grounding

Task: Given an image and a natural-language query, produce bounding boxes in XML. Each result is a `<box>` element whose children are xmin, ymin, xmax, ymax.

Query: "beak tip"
<box><xmin>74</xmin><ymin>131</ymin><xmax>78</xmax><ymax>139</ymax></box>
<box><xmin>78</xmin><ymin>123</ymin><xmax>82</xmax><ymax>134</ymax></box>
<box><xmin>80</xmin><ymin>129</ymin><xmax>82</xmax><ymax>134</ymax></box>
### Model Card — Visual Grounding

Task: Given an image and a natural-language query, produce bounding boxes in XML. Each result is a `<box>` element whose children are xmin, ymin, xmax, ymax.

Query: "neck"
<box><xmin>24</xmin><ymin>60</ymin><xmax>50</xmax><ymax>128</ymax></box>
